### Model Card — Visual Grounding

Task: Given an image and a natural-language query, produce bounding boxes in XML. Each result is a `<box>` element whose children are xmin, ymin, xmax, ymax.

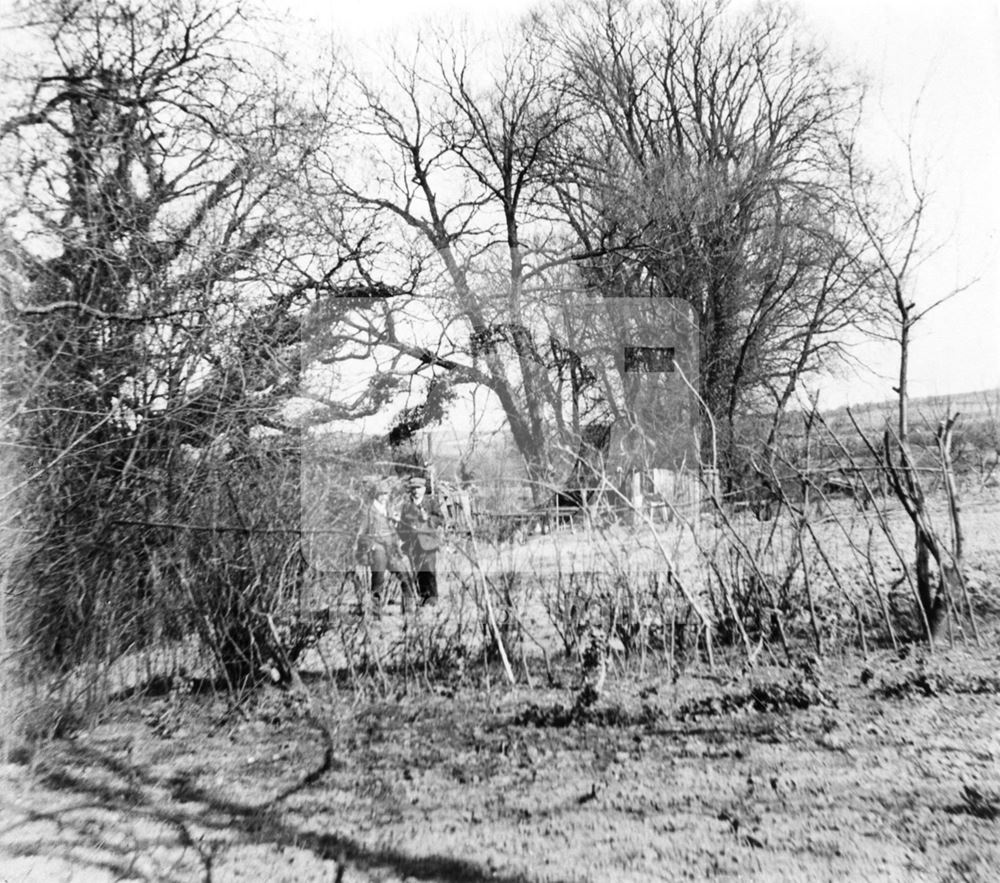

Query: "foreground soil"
<box><xmin>2</xmin><ymin>640</ymin><xmax>999</xmax><ymax>883</ymax></box>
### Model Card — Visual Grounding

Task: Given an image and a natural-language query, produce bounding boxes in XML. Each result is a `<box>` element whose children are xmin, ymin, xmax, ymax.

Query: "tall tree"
<box><xmin>1</xmin><ymin>0</ymin><xmax>340</xmax><ymax>671</ymax></box>
<box><xmin>317</xmin><ymin>21</ymin><xmax>582</xmax><ymax>496</ymax></box>
<box><xmin>319</xmin><ymin>1</ymin><xmax>878</xmax><ymax>491</ymax></box>
<box><xmin>544</xmin><ymin>0</ymin><xmax>875</xmax><ymax>477</ymax></box>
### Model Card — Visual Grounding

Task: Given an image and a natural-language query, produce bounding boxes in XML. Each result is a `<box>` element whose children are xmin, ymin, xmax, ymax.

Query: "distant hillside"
<box><xmin>302</xmin><ymin>387</ymin><xmax>1000</xmax><ymax>487</ymax></box>
<box><xmin>823</xmin><ymin>387</ymin><xmax>1000</xmax><ymax>435</ymax></box>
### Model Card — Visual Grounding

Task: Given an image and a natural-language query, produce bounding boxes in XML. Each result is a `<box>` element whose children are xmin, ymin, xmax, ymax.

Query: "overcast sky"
<box><xmin>280</xmin><ymin>0</ymin><xmax>999</xmax><ymax>411</ymax></box>
<box><xmin>800</xmin><ymin>0</ymin><xmax>1000</xmax><ymax>407</ymax></box>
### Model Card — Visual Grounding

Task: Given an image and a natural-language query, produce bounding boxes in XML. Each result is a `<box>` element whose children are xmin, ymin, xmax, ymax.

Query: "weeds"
<box><xmin>873</xmin><ymin>670</ymin><xmax>1000</xmax><ymax>700</ymax></box>
<box><xmin>676</xmin><ymin>678</ymin><xmax>837</xmax><ymax>720</ymax></box>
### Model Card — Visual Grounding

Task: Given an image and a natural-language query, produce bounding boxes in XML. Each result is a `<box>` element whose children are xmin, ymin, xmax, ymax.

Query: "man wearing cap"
<box><xmin>398</xmin><ymin>476</ymin><xmax>445</xmax><ymax>606</ymax></box>
<box><xmin>356</xmin><ymin>479</ymin><xmax>414</xmax><ymax>614</ymax></box>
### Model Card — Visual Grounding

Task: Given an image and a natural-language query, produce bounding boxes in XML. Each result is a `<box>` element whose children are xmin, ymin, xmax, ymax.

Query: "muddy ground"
<box><xmin>2</xmin><ymin>494</ymin><xmax>999</xmax><ymax>882</ymax></box>
<box><xmin>2</xmin><ymin>640</ymin><xmax>999</xmax><ymax>883</ymax></box>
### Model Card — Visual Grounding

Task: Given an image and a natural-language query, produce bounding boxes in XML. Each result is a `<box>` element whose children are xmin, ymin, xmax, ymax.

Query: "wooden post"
<box><xmin>702</xmin><ymin>467</ymin><xmax>719</xmax><ymax>509</ymax></box>
<box><xmin>425</xmin><ymin>433</ymin><xmax>435</xmax><ymax>494</ymax></box>
<box><xmin>631</xmin><ymin>470</ymin><xmax>644</xmax><ymax>526</ymax></box>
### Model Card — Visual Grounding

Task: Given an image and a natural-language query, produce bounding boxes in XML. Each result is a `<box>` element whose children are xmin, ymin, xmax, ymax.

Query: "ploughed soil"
<box><xmin>2</xmin><ymin>640</ymin><xmax>999</xmax><ymax>883</ymax></box>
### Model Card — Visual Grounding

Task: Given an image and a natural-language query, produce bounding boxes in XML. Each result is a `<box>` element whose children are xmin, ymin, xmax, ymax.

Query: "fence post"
<box><xmin>631</xmin><ymin>470</ymin><xmax>644</xmax><ymax>526</ymax></box>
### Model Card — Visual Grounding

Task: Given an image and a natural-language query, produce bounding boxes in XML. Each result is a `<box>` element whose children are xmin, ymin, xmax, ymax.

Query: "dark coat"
<box><xmin>398</xmin><ymin>496</ymin><xmax>444</xmax><ymax>562</ymax></box>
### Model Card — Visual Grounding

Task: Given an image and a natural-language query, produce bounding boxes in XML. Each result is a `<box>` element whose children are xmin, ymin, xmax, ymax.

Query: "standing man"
<box><xmin>398</xmin><ymin>475</ymin><xmax>444</xmax><ymax>606</ymax></box>
<box><xmin>356</xmin><ymin>479</ymin><xmax>414</xmax><ymax>614</ymax></box>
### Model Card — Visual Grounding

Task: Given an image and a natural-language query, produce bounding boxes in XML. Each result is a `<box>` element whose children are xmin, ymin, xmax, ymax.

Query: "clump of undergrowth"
<box><xmin>873</xmin><ymin>669</ymin><xmax>1000</xmax><ymax>700</ymax></box>
<box><xmin>677</xmin><ymin>677</ymin><xmax>837</xmax><ymax>720</ymax></box>
<box><xmin>512</xmin><ymin>700</ymin><xmax>664</xmax><ymax>729</ymax></box>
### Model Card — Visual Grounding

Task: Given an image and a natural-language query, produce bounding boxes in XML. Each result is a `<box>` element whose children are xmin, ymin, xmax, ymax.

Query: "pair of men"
<box><xmin>357</xmin><ymin>476</ymin><xmax>443</xmax><ymax>611</ymax></box>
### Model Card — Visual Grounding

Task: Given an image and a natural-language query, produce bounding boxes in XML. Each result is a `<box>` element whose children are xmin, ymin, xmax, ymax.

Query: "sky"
<box><xmin>280</xmin><ymin>0</ymin><xmax>1000</xmax><ymax>411</ymax></box>
<box><xmin>798</xmin><ymin>0</ymin><xmax>1000</xmax><ymax>407</ymax></box>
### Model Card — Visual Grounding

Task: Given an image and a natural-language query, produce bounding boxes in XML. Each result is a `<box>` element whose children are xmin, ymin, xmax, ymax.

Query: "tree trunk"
<box><xmin>914</xmin><ymin>536</ymin><xmax>945</xmax><ymax>639</ymax></box>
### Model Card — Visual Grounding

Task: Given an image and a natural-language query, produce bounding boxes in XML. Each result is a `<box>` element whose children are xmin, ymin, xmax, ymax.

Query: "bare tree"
<box><xmin>1</xmin><ymin>0</ymin><xmax>344</xmax><ymax>680</ymax></box>
<box><xmin>314</xmin><ymin>21</ymin><xmax>583</xmax><ymax>497</ymax></box>
<box><xmin>312</xmin><ymin>1</ymin><xmax>879</xmax><ymax>502</ymax></box>
<box><xmin>543</xmin><ymin>0</ymin><xmax>875</xmax><ymax>483</ymax></box>
<box><xmin>843</xmin><ymin>130</ymin><xmax>974</xmax><ymax>642</ymax></box>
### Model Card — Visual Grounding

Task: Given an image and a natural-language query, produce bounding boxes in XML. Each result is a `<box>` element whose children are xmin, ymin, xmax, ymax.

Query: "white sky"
<box><xmin>282</xmin><ymin>0</ymin><xmax>1000</xmax><ymax>411</ymax></box>
<box><xmin>799</xmin><ymin>0</ymin><xmax>1000</xmax><ymax>407</ymax></box>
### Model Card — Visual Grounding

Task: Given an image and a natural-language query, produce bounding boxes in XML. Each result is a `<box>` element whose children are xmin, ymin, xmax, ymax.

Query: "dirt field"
<box><xmin>2</xmin><ymin>496</ymin><xmax>999</xmax><ymax>882</ymax></box>
<box><xmin>1</xmin><ymin>646</ymin><xmax>999</xmax><ymax>882</ymax></box>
